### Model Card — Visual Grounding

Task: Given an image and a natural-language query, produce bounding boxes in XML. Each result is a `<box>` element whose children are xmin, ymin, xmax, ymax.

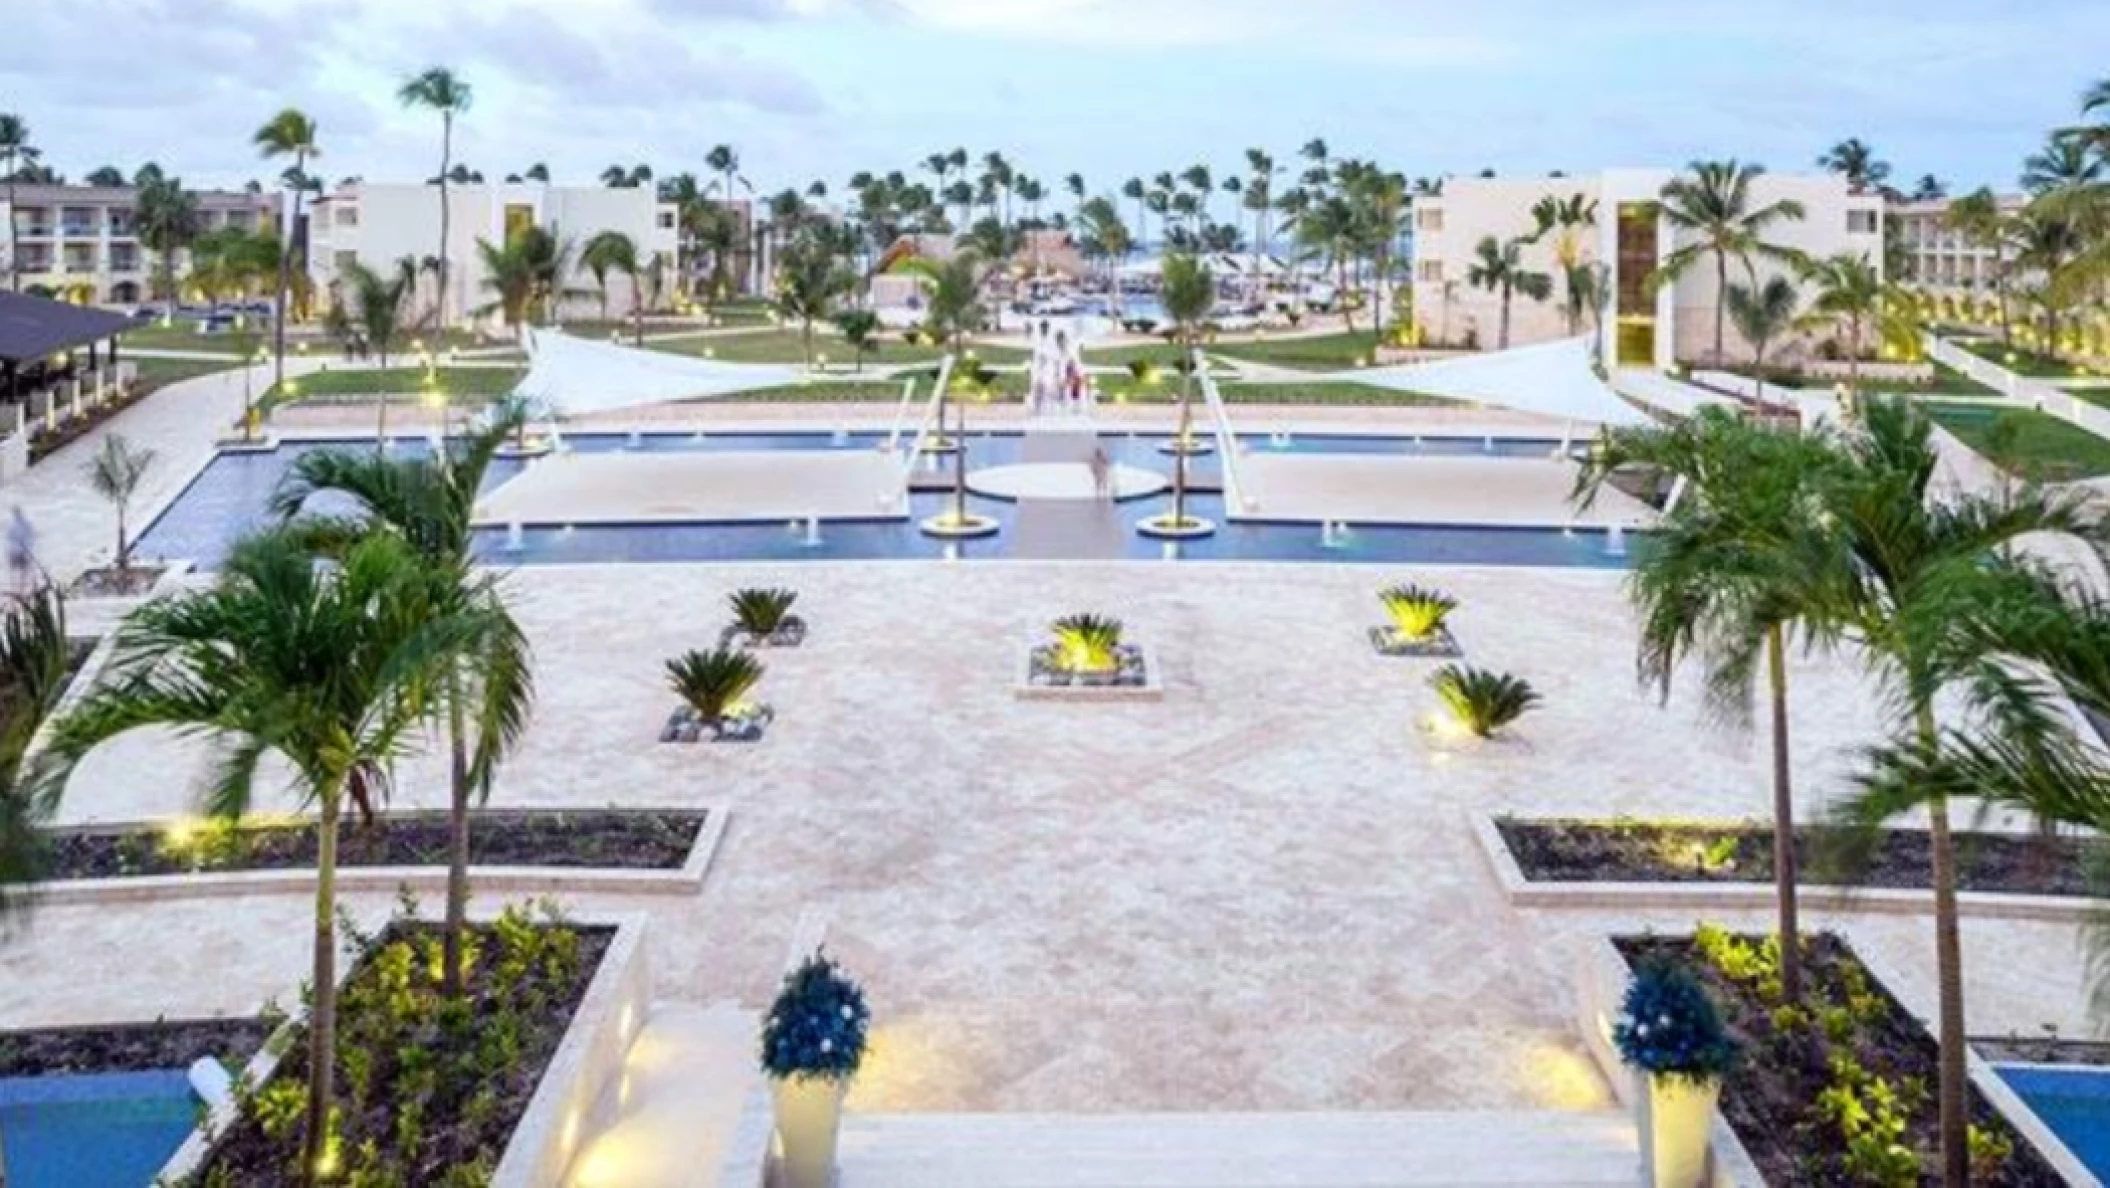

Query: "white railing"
<box><xmin>883</xmin><ymin>374</ymin><xmax>921</xmax><ymax>452</ymax></box>
<box><xmin>898</xmin><ymin>355</ymin><xmax>956</xmax><ymax>484</ymax></box>
<box><xmin>1924</xmin><ymin>332</ymin><xmax>2110</xmax><ymax>445</ymax></box>
<box><xmin>1196</xmin><ymin>353</ymin><xmax>1246</xmax><ymax>514</ymax></box>
<box><xmin>1924</xmin><ymin>333</ymin><xmax>2025</xmax><ymax>401</ymax></box>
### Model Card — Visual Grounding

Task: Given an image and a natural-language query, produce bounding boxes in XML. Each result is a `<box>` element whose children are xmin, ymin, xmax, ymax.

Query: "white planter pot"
<box><xmin>773</xmin><ymin>1076</ymin><xmax>848</xmax><ymax>1188</ymax></box>
<box><xmin>1645</xmin><ymin>1074</ymin><xmax>1720</xmax><ymax>1188</ymax></box>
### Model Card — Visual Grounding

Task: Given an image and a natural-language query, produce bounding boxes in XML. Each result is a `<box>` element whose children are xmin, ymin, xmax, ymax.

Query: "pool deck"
<box><xmin>473</xmin><ymin>449</ymin><xmax>908</xmax><ymax>526</ymax></box>
<box><xmin>1236</xmin><ymin>453</ymin><xmax>1652</xmax><ymax>529</ymax></box>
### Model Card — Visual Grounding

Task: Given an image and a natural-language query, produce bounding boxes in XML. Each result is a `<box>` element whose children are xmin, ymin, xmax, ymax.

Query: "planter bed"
<box><xmin>46</xmin><ymin>808</ymin><xmax>707</xmax><ymax>881</ymax></box>
<box><xmin>65</xmin><ymin>564</ymin><xmax>166</xmax><ymax>598</ymax></box>
<box><xmin>660</xmin><ymin>703</ymin><xmax>774</xmax><ymax>743</ymax></box>
<box><xmin>1016</xmin><ymin>642</ymin><xmax>1163</xmax><ymax>701</ymax></box>
<box><xmin>186</xmin><ymin>908</ymin><xmax>613</xmax><ymax>1184</ymax></box>
<box><xmin>1499</xmin><ymin>818</ymin><xmax>2105</xmax><ymax>898</ymax></box>
<box><xmin>1367</xmin><ymin>624</ymin><xmax>1461</xmax><ymax>658</ymax></box>
<box><xmin>0</xmin><ymin>1016</ymin><xmax>272</xmax><ymax>1079</ymax></box>
<box><xmin>718</xmin><ymin>617</ymin><xmax>808</xmax><ymax>650</ymax></box>
<box><xmin>1618</xmin><ymin>930</ymin><xmax>2064</xmax><ymax>1185</ymax></box>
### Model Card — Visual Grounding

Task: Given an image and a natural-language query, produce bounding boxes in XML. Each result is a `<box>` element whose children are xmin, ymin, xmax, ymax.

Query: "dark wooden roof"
<box><xmin>0</xmin><ymin>292</ymin><xmax>135</xmax><ymax>366</ymax></box>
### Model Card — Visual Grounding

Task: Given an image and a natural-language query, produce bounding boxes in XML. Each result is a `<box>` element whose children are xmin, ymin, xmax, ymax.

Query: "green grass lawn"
<box><xmin>119</xmin><ymin>322</ymin><xmax>251</xmax><ymax>355</ymax></box>
<box><xmin>131</xmin><ymin>356</ymin><xmax>243</xmax><ymax>386</ymax></box>
<box><xmin>1925</xmin><ymin>401</ymin><xmax>2110</xmax><ymax>481</ymax></box>
<box><xmin>1958</xmin><ymin>339</ymin><xmax>2089</xmax><ymax>380</ymax></box>
<box><xmin>261</xmin><ymin>366</ymin><xmax>526</xmax><ymax>411</ymax></box>
<box><xmin>1212</xmin><ymin>330</ymin><xmax>1383</xmax><ymax>372</ymax></box>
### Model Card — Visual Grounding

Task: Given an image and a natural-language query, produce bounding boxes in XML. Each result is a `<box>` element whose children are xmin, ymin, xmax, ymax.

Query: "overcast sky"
<box><xmin>6</xmin><ymin>0</ymin><xmax>2105</xmax><ymax>198</ymax></box>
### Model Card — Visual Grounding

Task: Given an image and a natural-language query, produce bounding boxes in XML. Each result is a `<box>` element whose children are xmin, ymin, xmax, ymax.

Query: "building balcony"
<box><xmin>58</xmin><ymin>224</ymin><xmax>96</xmax><ymax>238</ymax></box>
<box><xmin>13</xmin><ymin>225</ymin><xmax>54</xmax><ymax>239</ymax></box>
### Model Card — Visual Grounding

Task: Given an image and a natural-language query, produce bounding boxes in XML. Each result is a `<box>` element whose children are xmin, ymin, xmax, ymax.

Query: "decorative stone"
<box><xmin>660</xmin><ymin>703</ymin><xmax>774</xmax><ymax>745</ymax></box>
<box><xmin>719</xmin><ymin>617</ymin><xmax>809</xmax><ymax>650</ymax></box>
<box><xmin>1368</xmin><ymin>625</ymin><xmax>1463</xmax><ymax>659</ymax></box>
<box><xmin>1016</xmin><ymin>643</ymin><xmax>1163</xmax><ymax>701</ymax></box>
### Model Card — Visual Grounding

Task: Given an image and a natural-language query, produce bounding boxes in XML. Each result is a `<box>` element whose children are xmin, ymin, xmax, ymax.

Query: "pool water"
<box><xmin>0</xmin><ymin>1070</ymin><xmax>199</xmax><ymax>1187</ymax></box>
<box><xmin>1997</xmin><ymin>1065</ymin><xmax>2110</xmax><ymax>1174</ymax></box>
<box><xmin>135</xmin><ymin>432</ymin><xmax>1631</xmax><ymax>572</ymax></box>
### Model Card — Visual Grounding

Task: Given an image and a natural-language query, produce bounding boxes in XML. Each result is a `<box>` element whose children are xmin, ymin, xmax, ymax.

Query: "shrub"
<box><xmin>1050</xmin><ymin>613</ymin><xmax>1123</xmax><ymax>673</ymax></box>
<box><xmin>760</xmin><ymin>949</ymin><xmax>870</xmax><ymax>1084</ymax></box>
<box><xmin>1614</xmin><ymin>960</ymin><xmax>1739</xmax><ymax>1084</ymax></box>
<box><xmin>665</xmin><ymin>647</ymin><xmax>764</xmax><ymax>721</ymax></box>
<box><xmin>1429</xmin><ymin>664</ymin><xmax>1539</xmax><ymax>738</ymax></box>
<box><xmin>1378</xmin><ymin>584</ymin><xmax>1457</xmax><ymax>642</ymax></box>
<box><xmin>730</xmin><ymin>588</ymin><xmax>798</xmax><ymax>637</ymax></box>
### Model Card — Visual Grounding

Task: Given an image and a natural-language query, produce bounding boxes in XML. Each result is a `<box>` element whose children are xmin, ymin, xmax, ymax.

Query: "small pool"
<box><xmin>136</xmin><ymin>432</ymin><xmax>1633</xmax><ymax>572</ymax></box>
<box><xmin>1997</xmin><ymin>1064</ymin><xmax>2110</xmax><ymax>1175</ymax></box>
<box><xmin>0</xmin><ymin>1069</ymin><xmax>199</xmax><ymax>1187</ymax></box>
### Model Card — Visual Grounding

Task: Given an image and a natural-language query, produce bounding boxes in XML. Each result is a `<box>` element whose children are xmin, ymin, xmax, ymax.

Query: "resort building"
<box><xmin>305</xmin><ymin>181</ymin><xmax>681</xmax><ymax>326</ymax></box>
<box><xmin>1409</xmin><ymin>170</ymin><xmax>1885</xmax><ymax>367</ymax></box>
<box><xmin>0</xmin><ymin>183</ymin><xmax>279</xmax><ymax>306</ymax></box>
<box><xmin>1888</xmin><ymin>193</ymin><xmax>2026</xmax><ymax>299</ymax></box>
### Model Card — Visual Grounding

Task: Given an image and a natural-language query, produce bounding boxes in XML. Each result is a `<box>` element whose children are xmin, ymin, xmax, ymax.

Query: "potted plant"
<box><xmin>1376</xmin><ymin>585</ymin><xmax>1458</xmax><ymax>655</ymax></box>
<box><xmin>725</xmin><ymin>587</ymin><xmax>806</xmax><ymax>648</ymax></box>
<box><xmin>663</xmin><ymin>646</ymin><xmax>770</xmax><ymax>741</ymax></box>
<box><xmin>761</xmin><ymin>949</ymin><xmax>870</xmax><ymax>1188</ymax></box>
<box><xmin>1050</xmin><ymin>613</ymin><xmax>1123</xmax><ymax>678</ymax></box>
<box><xmin>1428</xmin><ymin>664</ymin><xmax>1539</xmax><ymax>739</ymax></box>
<box><xmin>1614</xmin><ymin>960</ymin><xmax>1739</xmax><ymax>1188</ymax></box>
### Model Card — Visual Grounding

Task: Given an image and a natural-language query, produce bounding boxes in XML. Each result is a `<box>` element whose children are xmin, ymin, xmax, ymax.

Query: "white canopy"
<box><xmin>511</xmin><ymin>327</ymin><xmax>802</xmax><ymax>417</ymax></box>
<box><xmin>1337</xmin><ymin>337</ymin><xmax>1653</xmax><ymax>428</ymax></box>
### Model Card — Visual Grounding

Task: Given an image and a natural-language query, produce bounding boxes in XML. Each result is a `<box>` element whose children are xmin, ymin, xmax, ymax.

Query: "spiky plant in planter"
<box><xmin>666</xmin><ymin>647</ymin><xmax>764</xmax><ymax>723</ymax></box>
<box><xmin>1379</xmin><ymin>585</ymin><xmax>1458</xmax><ymax>643</ymax></box>
<box><xmin>763</xmin><ymin>948</ymin><xmax>871</xmax><ymax>1188</ymax></box>
<box><xmin>729</xmin><ymin>587</ymin><xmax>804</xmax><ymax>646</ymax></box>
<box><xmin>1050</xmin><ymin>613</ymin><xmax>1124</xmax><ymax>674</ymax></box>
<box><xmin>1430</xmin><ymin>664</ymin><xmax>1540</xmax><ymax>739</ymax></box>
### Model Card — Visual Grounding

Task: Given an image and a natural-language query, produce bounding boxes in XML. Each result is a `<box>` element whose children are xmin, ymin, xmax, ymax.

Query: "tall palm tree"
<box><xmin>1528</xmin><ymin>193</ymin><xmax>1600</xmax><ymax>334</ymax></box>
<box><xmin>1725</xmin><ymin>276</ymin><xmax>1800</xmax><ymax>404</ymax></box>
<box><xmin>269</xmin><ymin>408</ymin><xmax>534</xmax><ymax>998</ymax></box>
<box><xmin>771</xmin><ymin>231</ymin><xmax>853</xmax><ymax>367</ymax></box>
<box><xmin>135</xmin><ymin>174</ymin><xmax>200</xmax><ymax>308</ymax></box>
<box><xmin>472</xmin><ymin>224</ymin><xmax>582</xmax><ymax>335</ymax></box>
<box><xmin>1946</xmin><ymin>189</ymin><xmax>2016</xmax><ymax>345</ymax></box>
<box><xmin>1160</xmin><ymin>253</ymin><xmax>1216</xmax><ymax>529</ymax></box>
<box><xmin>1653</xmin><ymin>160</ymin><xmax>1809</xmax><ymax>364</ymax></box>
<box><xmin>0</xmin><ymin>114</ymin><xmax>37</xmax><ymax>292</ymax></box>
<box><xmin>2020</xmin><ymin>134</ymin><xmax>2104</xmax><ymax>198</ymax></box>
<box><xmin>1816</xmin><ymin>137</ymin><xmax>1892</xmax><ymax>195</ymax></box>
<box><xmin>45</xmin><ymin>529</ymin><xmax>486</xmax><ymax>1186</ymax></box>
<box><xmin>706</xmin><ymin>144</ymin><xmax>746</xmax><ymax>206</ymax></box>
<box><xmin>254</xmin><ymin>109</ymin><xmax>320</xmax><ymax>413</ymax></box>
<box><xmin>580</xmin><ymin>229</ymin><xmax>640</xmax><ymax>324</ymax></box>
<box><xmin>341</xmin><ymin>261</ymin><xmax>409</xmax><ymax>443</ymax></box>
<box><xmin>1465</xmin><ymin>235</ymin><xmax>1553</xmax><ymax>351</ymax></box>
<box><xmin>1825</xmin><ymin>398</ymin><xmax>2101</xmax><ymax>1186</ymax></box>
<box><xmin>1296</xmin><ymin>195</ymin><xmax>1364</xmax><ymax>333</ymax></box>
<box><xmin>1243</xmin><ymin>149</ymin><xmax>1278</xmax><ymax>303</ymax></box>
<box><xmin>398</xmin><ymin>68</ymin><xmax>474</xmax><ymax>331</ymax></box>
<box><xmin>1575</xmin><ymin>408</ymin><xmax>1848</xmax><ymax>1003</ymax></box>
<box><xmin>1800</xmin><ymin>252</ymin><xmax>1910</xmax><ymax>405</ymax></box>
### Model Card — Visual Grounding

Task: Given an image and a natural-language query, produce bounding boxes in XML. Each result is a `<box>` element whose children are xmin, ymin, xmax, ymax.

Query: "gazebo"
<box><xmin>0</xmin><ymin>292</ymin><xmax>137</xmax><ymax>462</ymax></box>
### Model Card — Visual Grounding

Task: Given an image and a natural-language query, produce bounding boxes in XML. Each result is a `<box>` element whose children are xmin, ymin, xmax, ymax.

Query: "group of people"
<box><xmin>1026</xmin><ymin>320</ymin><xmax>1092</xmax><ymax>416</ymax></box>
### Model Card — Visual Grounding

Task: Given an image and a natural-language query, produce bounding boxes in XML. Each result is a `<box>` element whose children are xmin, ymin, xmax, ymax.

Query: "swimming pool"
<box><xmin>0</xmin><ymin>1070</ymin><xmax>199</xmax><ymax>1188</ymax></box>
<box><xmin>1997</xmin><ymin>1064</ymin><xmax>2110</xmax><ymax>1175</ymax></box>
<box><xmin>135</xmin><ymin>432</ymin><xmax>1634</xmax><ymax>571</ymax></box>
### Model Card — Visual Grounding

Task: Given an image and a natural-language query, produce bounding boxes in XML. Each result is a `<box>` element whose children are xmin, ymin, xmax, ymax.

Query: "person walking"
<box><xmin>7</xmin><ymin>507</ymin><xmax>38</xmax><ymax>591</ymax></box>
<box><xmin>1089</xmin><ymin>445</ymin><xmax>1112</xmax><ymax>500</ymax></box>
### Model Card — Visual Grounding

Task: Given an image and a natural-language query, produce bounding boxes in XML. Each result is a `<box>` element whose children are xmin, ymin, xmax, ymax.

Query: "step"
<box><xmin>833</xmin><ymin>1109</ymin><xmax>1638</xmax><ymax>1188</ymax></box>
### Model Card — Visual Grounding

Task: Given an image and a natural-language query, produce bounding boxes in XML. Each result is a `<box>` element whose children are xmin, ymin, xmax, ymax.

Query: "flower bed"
<box><xmin>1618</xmin><ymin>930</ymin><xmax>2063</xmax><ymax>1185</ymax></box>
<box><xmin>0</xmin><ymin>1016</ymin><xmax>273</xmax><ymax>1078</ymax></box>
<box><xmin>43</xmin><ymin>809</ymin><xmax>706</xmax><ymax>881</ymax></box>
<box><xmin>189</xmin><ymin>905</ymin><xmax>613</xmax><ymax>1184</ymax></box>
<box><xmin>1500</xmin><ymin>818</ymin><xmax>2104</xmax><ymax>897</ymax></box>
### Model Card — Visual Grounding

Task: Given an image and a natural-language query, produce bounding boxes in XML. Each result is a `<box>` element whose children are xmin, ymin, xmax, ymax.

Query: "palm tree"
<box><xmin>706</xmin><ymin>144</ymin><xmax>746</xmax><ymax>206</ymax></box>
<box><xmin>772</xmin><ymin>232</ymin><xmax>854</xmax><ymax>367</ymax></box>
<box><xmin>1295</xmin><ymin>195</ymin><xmax>1364</xmax><ymax>333</ymax></box>
<box><xmin>580</xmin><ymin>230</ymin><xmax>641</xmax><ymax>324</ymax></box>
<box><xmin>341</xmin><ymin>260</ymin><xmax>410</xmax><ymax>443</ymax></box>
<box><xmin>1528</xmin><ymin>193</ymin><xmax>1600</xmax><ymax>334</ymax></box>
<box><xmin>1575</xmin><ymin>408</ymin><xmax>1847</xmax><ymax>1003</ymax></box>
<box><xmin>1824</xmin><ymin>398</ymin><xmax>2101</xmax><ymax>1186</ymax></box>
<box><xmin>1653</xmin><ymin>160</ymin><xmax>1809</xmax><ymax>364</ymax></box>
<box><xmin>1946</xmin><ymin>189</ymin><xmax>2016</xmax><ymax>344</ymax></box>
<box><xmin>524</xmin><ymin>162</ymin><xmax>550</xmax><ymax>183</ymax></box>
<box><xmin>1816</xmin><ymin>137</ymin><xmax>1892</xmax><ymax>195</ymax></box>
<box><xmin>2020</xmin><ymin>134</ymin><xmax>2104</xmax><ymax>198</ymax></box>
<box><xmin>254</xmin><ymin>109</ymin><xmax>320</xmax><ymax>411</ymax></box>
<box><xmin>1910</xmin><ymin>174</ymin><xmax>1948</xmax><ymax>202</ymax></box>
<box><xmin>86</xmin><ymin>435</ymin><xmax>156</xmax><ymax>578</ymax></box>
<box><xmin>1160</xmin><ymin>253</ymin><xmax>1216</xmax><ymax>529</ymax></box>
<box><xmin>1800</xmin><ymin>252</ymin><xmax>1911</xmax><ymax>406</ymax></box>
<box><xmin>45</xmin><ymin>528</ymin><xmax>487</xmax><ymax>1186</ymax></box>
<box><xmin>1076</xmin><ymin>198</ymin><xmax>1133</xmax><ymax>302</ymax></box>
<box><xmin>0</xmin><ymin>114</ymin><xmax>37</xmax><ymax>292</ymax></box>
<box><xmin>135</xmin><ymin>174</ymin><xmax>200</xmax><ymax>307</ymax></box>
<box><xmin>398</xmin><ymin>67</ymin><xmax>474</xmax><ymax>331</ymax></box>
<box><xmin>473</xmin><ymin>224</ymin><xmax>582</xmax><ymax>335</ymax></box>
<box><xmin>0</xmin><ymin>583</ymin><xmax>70</xmax><ymax>927</ymax></box>
<box><xmin>270</xmin><ymin>408</ymin><xmax>534</xmax><ymax>998</ymax></box>
<box><xmin>1725</xmin><ymin>276</ymin><xmax>1800</xmax><ymax>404</ymax></box>
<box><xmin>1242</xmin><ymin>149</ymin><xmax>1279</xmax><ymax>303</ymax></box>
<box><xmin>1465</xmin><ymin>236</ymin><xmax>1553</xmax><ymax>351</ymax></box>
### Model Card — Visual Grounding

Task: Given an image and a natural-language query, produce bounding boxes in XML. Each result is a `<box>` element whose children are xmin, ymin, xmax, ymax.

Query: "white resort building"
<box><xmin>1888</xmin><ymin>193</ymin><xmax>2026</xmax><ymax>300</ymax></box>
<box><xmin>1409</xmin><ymin>170</ymin><xmax>1886</xmax><ymax>366</ymax></box>
<box><xmin>0</xmin><ymin>183</ymin><xmax>279</xmax><ymax>306</ymax></box>
<box><xmin>305</xmin><ymin>181</ymin><xmax>681</xmax><ymax>327</ymax></box>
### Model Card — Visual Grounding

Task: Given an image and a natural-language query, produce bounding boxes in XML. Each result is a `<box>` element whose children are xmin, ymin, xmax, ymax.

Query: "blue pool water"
<box><xmin>1997</xmin><ymin>1065</ymin><xmax>2110</xmax><ymax>1174</ymax></box>
<box><xmin>135</xmin><ymin>431</ymin><xmax>1630</xmax><ymax>572</ymax></box>
<box><xmin>0</xmin><ymin>1070</ymin><xmax>199</xmax><ymax>1187</ymax></box>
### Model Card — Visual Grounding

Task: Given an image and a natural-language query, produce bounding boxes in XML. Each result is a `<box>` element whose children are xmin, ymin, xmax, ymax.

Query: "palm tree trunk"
<box><xmin>1713</xmin><ymin>253</ymin><xmax>1728</xmax><ymax>365</ymax></box>
<box><xmin>1766</xmin><ymin>623</ymin><xmax>1801</xmax><ymax>1003</ymax></box>
<box><xmin>5</xmin><ymin>170</ymin><xmax>17</xmax><ymax>293</ymax></box>
<box><xmin>437</xmin><ymin>115</ymin><xmax>453</xmax><ymax>332</ymax></box>
<box><xmin>272</xmin><ymin>153</ymin><xmax>303</xmax><ymax>415</ymax></box>
<box><xmin>1499</xmin><ymin>287</ymin><xmax>1513</xmax><ymax>352</ymax></box>
<box><xmin>442</xmin><ymin>687</ymin><xmax>470</xmax><ymax>997</ymax></box>
<box><xmin>1337</xmin><ymin>258</ymin><xmax>1354</xmax><ymax>334</ymax></box>
<box><xmin>1919</xmin><ymin>701</ymin><xmax>1969</xmax><ymax>1187</ymax></box>
<box><xmin>299</xmin><ymin>785</ymin><xmax>343</xmax><ymax>1187</ymax></box>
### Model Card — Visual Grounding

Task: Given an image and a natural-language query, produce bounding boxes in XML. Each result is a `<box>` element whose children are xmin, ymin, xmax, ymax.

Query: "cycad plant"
<box><xmin>730</xmin><ymin>588</ymin><xmax>799</xmax><ymax>639</ymax></box>
<box><xmin>667</xmin><ymin>647</ymin><xmax>765</xmax><ymax>722</ymax></box>
<box><xmin>1050</xmin><ymin>613</ymin><xmax>1124</xmax><ymax>674</ymax></box>
<box><xmin>1378</xmin><ymin>585</ymin><xmax>1457</xmax><ymax>643</ymax></box>
<box><xmin>1430</xmin><ymin>664</ymin><xmax>1540</xmax><ymax>739</ymax></box>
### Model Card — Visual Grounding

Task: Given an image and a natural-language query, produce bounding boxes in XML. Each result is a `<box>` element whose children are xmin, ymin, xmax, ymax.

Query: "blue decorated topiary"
<box><xmin>761</xmin><ymin>949</ymin><xmax>871</xmax><ymax>1083</ymax></box>
<box><xmin>1614</xmin><ymin>960</ymin><xmax>1738</xmax><ymax>1084</ymax></box>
